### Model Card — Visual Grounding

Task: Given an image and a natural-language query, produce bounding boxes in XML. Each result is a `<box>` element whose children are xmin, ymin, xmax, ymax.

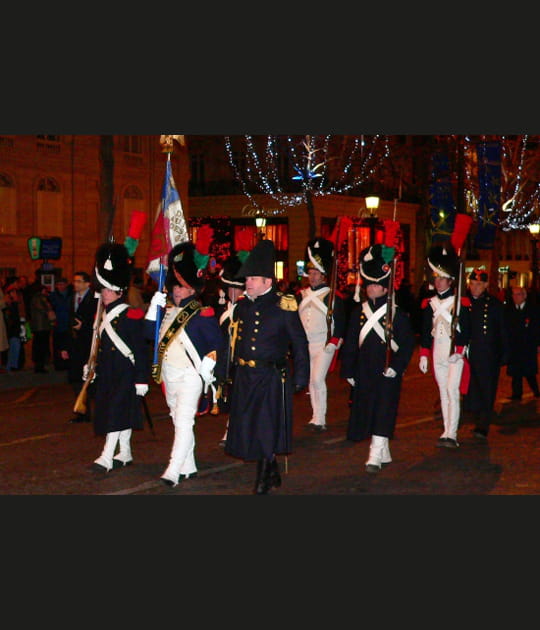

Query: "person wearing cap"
<box><xmin>213</xmin><ymin>251</ymin><xmax>247</xmax><ymax>445</ymax></box>
<box><xmin>89</xmin><ymin>243</ymin><xmax>150</xmax><ymax>473</ymax></box>
<box><xmin>145</xmin><ymin>241</ymin><xmax>223</xmax><ymax>488</ymax></box>
<box><xmin>462</xmin><ymin>268</ymin><xmax>509</xmax><ymax>441</ymax></box>
<box><xmin>340</xmin><ymin>244</ymin><xmax>415</xmax><ymax>473</ymax></box>
<box><xmin>224</xmin><ymin>239</ymin><xmax>310</xmax><ymax>494</ymax></box>
<box><xmin>419</xmin><ymin>244</ymin><xmax>472</xmax><ymax>448</ymax></box>
<box><xmin>298</xmin><ymin>236</ymin><xmax>346</xmax><ymax>433</ymax></box>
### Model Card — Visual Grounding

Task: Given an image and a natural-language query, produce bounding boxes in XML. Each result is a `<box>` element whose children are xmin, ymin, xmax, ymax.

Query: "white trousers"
<box><xmin>307</xmin><ymin>340</ymin><xmax>335</xmax><ymax>425</ymax></box>
<box><xmin>433</xmin><ymin>336</ymin><xmax>463</xmax><ymax>441</ymax></box>
<box><xmin>162</xmin><ymin>362</ymin><xmax>202</xmax><ymax>482</ymax></box>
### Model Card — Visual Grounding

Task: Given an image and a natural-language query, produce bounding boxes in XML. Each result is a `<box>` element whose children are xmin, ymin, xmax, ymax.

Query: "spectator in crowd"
<box><xmin>30</xmin><ymin>284</ymin><xmax>55</xmax><ymax>373</ymax></box>
<box><xmin>0</xmin><ymin>283</ymin><xmax>9</xmax><ymax>370</ymax></box>
<box><xmin>48</xmin><ymin>277</ymin><xmax>73</xmax><ymax>370</ymax></box>
<box><xmin>504</xmin><ymin>286</ymin><xmax>540</xmax><ymax>400</ymax></box>
<box><xmin>60</xmin><ymin>271</ymin><xmax>99</xmax><ymax>423</ymax></box>
<box><xmin>3</xmin><ymin>283</ymin><xmax>24</xmax><ymax>372</ymax></box>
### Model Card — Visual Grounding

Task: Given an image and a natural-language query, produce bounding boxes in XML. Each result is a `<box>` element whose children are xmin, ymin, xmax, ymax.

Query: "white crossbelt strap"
<box><xmin>298</xmin><ymin>287</ymin><xmax>330</xmax><ymax>316</ymax></box>
<box><xmin>99</xmin><ymin>303</ymin><xmax>134</xmax><ymax>364</ymax></box>
<box><xmin>359</xmin><ymin>302</ymin><xmax>399</xmax><ymax>352</ymax></box>
<box><xmin>430</xmin><ymin>295</ymin><xmax>459</xmax><ymax>332</ymax></box>
<box><xmin>180</xmin><ymin>328</ymin><xmax>217</xmax><ymax>399</ymax></box>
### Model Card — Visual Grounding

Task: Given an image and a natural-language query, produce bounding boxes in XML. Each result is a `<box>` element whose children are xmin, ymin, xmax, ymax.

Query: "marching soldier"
<box><xmin>224</xmin><ymin>239</ymin><xmax>310</xmax><ymax>494</ymax></box>
<box><xmin>298</xmin><ymin>237</ymin><xmax>346</xmax><ymax>432</ymax></box>
<box><xmin>340</xmin><ymin>244</ymin><xmax>415</xmax><ymax>473</ymax></box>
<box><xmin>419</xmin><ymin>244</ymin><xmax>471</xmax><ymax>448</ymax></box>
<box><xmin>213</xmin><ymin>251</ymin><xmax>246</xmax><ymax>445</ymax></box>
<box><xmin>90</xmin><ymin>243</ymin><xmax>150</xmax><ymax>473</ymax></box>
<box><xmin>145</xmin><ymin>241</ymin><xmax>223</xmax><ymax>488</ymax></box>
<box><xmin>462</xmin><ymin>268</ymin><xmax>509</xmax><ymax>441</ymax></box>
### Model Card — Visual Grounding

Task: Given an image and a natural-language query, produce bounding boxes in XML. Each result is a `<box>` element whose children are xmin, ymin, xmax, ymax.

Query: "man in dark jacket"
<box><xmin>225</xmin><ymin>239</ymin><xmax>310</xmax><ymax>495</ymax></box>
<box><xmin>89</xmin><ymin>243</ymin><xmax>150</xmax><ymax>473</ymax></box>
<box><xmin>60</xmin><ymin>271</ymin><xmax>98</xmax><ymax>423</ymax></box>
<box><xmin>340</xmin><ymin>244</ymin><xmax>415</xmax><ymax>473</ymax></box>
<box><xmin>504</xmin><ymin>286</ymin><xmax>540</xmax><ymax>400</ymax></box>
<box><xmin>462</xmin><ymin>269</ymin><xmax>509</xmax><ymax>441</ymax></box>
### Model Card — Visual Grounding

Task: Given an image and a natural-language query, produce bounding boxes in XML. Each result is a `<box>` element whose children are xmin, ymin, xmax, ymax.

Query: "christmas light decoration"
<box><xmin>224</xmin><ymin>135</ymin><xmax>391</xmax><ymax>214</ymax></box>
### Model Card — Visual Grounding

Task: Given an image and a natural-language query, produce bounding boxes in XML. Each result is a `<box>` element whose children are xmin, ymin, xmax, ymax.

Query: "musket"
<box><xmin>326</xmin><ymin>217</ymin><xmax>341</xmax><ymax>344</ymax></box>
<box><xmin>73</xmin><ymin>294</ymin><xmax>104</xmax><ymax>415</ymax></box>
<box><xmin>384</xmin><ymin>256</ymin><xmax>397</xmax><ymax>372</ymax></box>
<box><xmin>449</xmin><ymin>248</ymin><xmax>464</xmax><ymax>356</ymax></box>
<box><xmin>140</xmin><ymin>395</ymin><xmax>156</xmax><ymax>437</ymax></box>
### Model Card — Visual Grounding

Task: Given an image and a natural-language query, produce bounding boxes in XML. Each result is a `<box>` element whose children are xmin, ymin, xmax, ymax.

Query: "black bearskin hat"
<box><xmin>166</xmin><ymin>241</ymin><xmax>206</xmax><ymax>293</ymax></box>
<box><xmin>427</xmin><ymin>243</ymin><xmax>459</xmax><ymax>279</ymax></box>
<box><xmin>219</xmin><ymin>253</ymin><xmax>246</xmax><ymax>289</ymax></box>
<box><xmin>304</xmin><ymin>237</ymin><xmax>334</xmax><ymax>277</ymax></box>
<box><xmin>236</xmin><ymin>239</ymin><xmax>276</xmax><ymax>279</ymax></box>
<box><xmin>94</xmin><ymin>242</ymin><xmax>132</xmax><ymax>292</ymax></box>
<box><xmin>359</xmin><ymin>244</ymin><xmax>394</xmax><ymax>288</ymax></box>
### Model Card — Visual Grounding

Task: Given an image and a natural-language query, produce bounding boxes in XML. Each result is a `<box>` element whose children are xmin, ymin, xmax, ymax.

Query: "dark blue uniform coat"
<box><xmin>225</xmin><ymin>289</ymin><xmax>310</xmax><ymax>461</ymax></box>
<box><xmin>93</xmin><ymin>298</ymin><xmax>149</xmax><ymax>436</ymax></box>
<box><xmin>340</xmin><ymin>295</ymin><xmax>415</xmax><ymax>441</ymax></box>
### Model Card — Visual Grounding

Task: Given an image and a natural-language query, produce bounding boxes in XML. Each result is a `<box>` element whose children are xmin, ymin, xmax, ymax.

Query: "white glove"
<box><xmin>324</xmin><ymin>342</ymin><xmax>338</xmax><ymax>354</ymax></box>
<box><xmin>20</xmin><ymin>324</ymin><xmax>27</xmax><ymax>342</ymax></box>
<box><xmin>135</xmin><ymin>383</ymin><xmax>149</xmax><ymax>396</ymax></box>
<box><xmin>419</xmin><ymin>356</ymin><xmax>428</xmax><ymax>374</ymax></box>
<box><xmin>383</xmin><ymin>367</ymin><xmax>397</xmax><ymax>378</ymax></box>
<box><xmin>145</xmin><ymin>291</ymin><xmax>167</xmax><ymax>321</ymax></box>
<box><xmin>82</xmin><ymin>364</ymin><xmax>96</xmax><ymax>383</ymax></box>
<box><xmin>199</xmin><ymin>355</ymin><xmax>216</xmax><ymax>392</ymax></box>
<box><xmin>347</xmin><ymin>377</ymin><xmax>355</xmax><ymax>387</ymax></box>
<box><xmin>448</xmin><ymin>353</ymin><xmax>464</xmax><ymax>364</ymax></box>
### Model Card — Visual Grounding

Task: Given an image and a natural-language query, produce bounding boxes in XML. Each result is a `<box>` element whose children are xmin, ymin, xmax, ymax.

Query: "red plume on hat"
<box><xmin>450</xmin><ymin>213</ymin><xmax>473</xmax><ymax>254</ymax></box>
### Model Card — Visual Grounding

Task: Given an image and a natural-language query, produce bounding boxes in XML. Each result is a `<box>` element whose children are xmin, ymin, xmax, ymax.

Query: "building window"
<box><xmin>123</xmin><ymin>185</ymin><xmax>146</xmax><ymax>238</ymax></box>
<box><xmin>36</xmin><ymin>135</ymin><xmax>61</xmax><ymax>154</ymax></box>
<box><xmin>122</xmin><ymin>136</ymin><xmax>143</xmax><ymax>154</ymax></box>
<box><xmin>36</xmin><ymin>176</ymin><xmax>63</xmax><ymax>236</ymax></box>
<box><xmin>0</xmin><ymin>172</ymin><xmax>16</xmax><ymax>234</ymax></box>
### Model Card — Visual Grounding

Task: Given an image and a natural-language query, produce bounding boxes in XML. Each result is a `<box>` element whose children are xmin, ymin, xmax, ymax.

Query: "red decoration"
<box><xmin>195</xmin><ymin>224</ymin><xmax>214</xmax><ymax>255</ymax></box>
<box><xmin>127</xmin><ymin>210</ymin><xmax>147</xmax><ymax>240</ymax></box>
<box><xmin>235</xmin><ymin>226</ymin><xmax>255</xmax><ymax>253</ymax></box>
<box><xmin>383</xmin><ymin>219</ymin><xmax>401</xmax><ymax>248</ymax></box>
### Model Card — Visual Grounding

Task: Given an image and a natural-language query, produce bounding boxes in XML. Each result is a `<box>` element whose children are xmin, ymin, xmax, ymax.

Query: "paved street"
<box><xmin>1</xmin><ymin>345</ymin><xmax>539</xmax><ymax>495</ymax></box>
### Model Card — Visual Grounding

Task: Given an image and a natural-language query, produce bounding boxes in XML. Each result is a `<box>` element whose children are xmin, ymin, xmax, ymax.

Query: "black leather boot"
<box><xmin>269</xmin><ymin>457</ymin><xmax>282</xmax><ymax>488</ymax></box>
<box><xmin>254</xmin><ymin>459</ymin><xmax>271</xmax><ymax>495</ymax></box>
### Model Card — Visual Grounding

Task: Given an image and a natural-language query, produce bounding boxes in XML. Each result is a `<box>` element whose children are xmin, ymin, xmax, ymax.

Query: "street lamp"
<box><xmin>364</xmin><ymin>195</ymin><xmax>380</xmax><ymax>244</ymax></box>
<box><xmin>255</xmin><ymin>215</ymin><xmax>267</xmax><ymax>240</ymax></box>
<box><xmin>528</xmin><ymin>221</ymin><xmax>540</xmax><ymax>294</ymax></box>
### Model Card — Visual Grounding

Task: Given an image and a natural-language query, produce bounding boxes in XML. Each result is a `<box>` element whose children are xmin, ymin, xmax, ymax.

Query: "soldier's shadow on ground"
<box><xmin>493</xmin><ymin>400</ymin><xmax>540</xmax><ymax>435</ymax></box>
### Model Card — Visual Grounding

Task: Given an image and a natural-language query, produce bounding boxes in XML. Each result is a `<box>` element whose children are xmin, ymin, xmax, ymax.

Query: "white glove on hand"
<box><xmin>448</xmin><ymin>353</ymin><xmax>464</xmax><ymax>364</ymax></box>
<box><xmin>383</xmin><ymin>367</ymin><xmax>397</xmax><ymax>378</ymax></box>
<box><xmin>419</xmin><ymin>356</ymin><xmax>428</xmax><ymax>374</ymax></box>
<box><xmin>347</xmin><ymin>378</ymin><xmax>355</xmax><ymax>387</ymax></box>
<box><xmin>83</xmin><ymin>364</ymin><xmax>96</xmax><ymax>383</ymax></box>
<box><xmin>135</xmin><ymin>383</ymin><xmax>149</xmax><ymax>396</ymax></box>
<box><xmin>145</xmin><ymin>291</ymin><xmax>167</xmax><ymax>321</ymax></box>
<box><xmin>324</xmin><ymin>342</ymin><xmax>338</xmax><ymax>354</ymax></box>
<box><xmin>199</xmin><ymin>355</ymin><xmax>216</xmax><ymax>392</ymax></box>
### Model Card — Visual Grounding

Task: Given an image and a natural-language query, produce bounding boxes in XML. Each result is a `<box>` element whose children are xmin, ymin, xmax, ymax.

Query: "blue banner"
<box><xmin>474</xmin><ymin>141</ymin><xmax>501</xmax><ymax>250</ymax></box>
<box><xmin>429</xmin><ymin>151</ymin><xmax>455</xmax><ymax>243</ymax></box>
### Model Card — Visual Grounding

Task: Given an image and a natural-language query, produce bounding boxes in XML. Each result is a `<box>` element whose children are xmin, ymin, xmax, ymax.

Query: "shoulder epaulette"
<box><xmin>461</xmin><ymin>296</ymin><xmax>472</xmax><ymax>307</ymax></box>
<box><xmin>279</xmin><ymin>293</ymin><xmax>298</xmax><ymax>311</ymax></box>
<box><xmin>201</xmin><ymin>306</ymin><xmax>215</xmax><ymax>317</ymax></box>
<box><xmin>127</xmin><ymin>307</ymin><xmax>145</xmax><ymax>320</ymax></box>
<box><xmin>421</xmin><ymin>297</ymin><xmax>431</xmax><ymax>309</ymax></box>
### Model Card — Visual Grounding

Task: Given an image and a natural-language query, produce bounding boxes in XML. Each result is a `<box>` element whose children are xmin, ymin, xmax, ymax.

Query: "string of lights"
<box><xmin>224</xmin><ymin>135</ymin><xmax>391</xmax><ymax>214</ymax></box>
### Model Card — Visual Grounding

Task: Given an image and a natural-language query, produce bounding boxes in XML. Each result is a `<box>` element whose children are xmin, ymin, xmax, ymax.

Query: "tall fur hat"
<box><xmin>219</xmin><ymin>253</ymin><xmax>246</xmax><ymax>289</ymax></box>
<box><xmin>359</xmin><ymin>244</ymin><xmax>394</xmax><ymax>287</ymax></box>
<box><xmin>94</xmin><ymin>242</ymin><xmax>132</xmax><ymax>292</ymax></box>
<box><xmin>427</xmin><ymin>243</ymin><xmax>459</xmax><ymax>279</ymax></box>
<box><xmin>236</xmin><ymin>239</ymin><xmax>276</xmax><ymax>279</ymax></box>
<box><xmin>166</xmin><ymin>241</ymin><xmax>206</xmax><ymax>293</ymax></box>
<box><xmin>304</xmin><ymin>237</ymin><xmax>334</xmax><ymax>276</ymax></box>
